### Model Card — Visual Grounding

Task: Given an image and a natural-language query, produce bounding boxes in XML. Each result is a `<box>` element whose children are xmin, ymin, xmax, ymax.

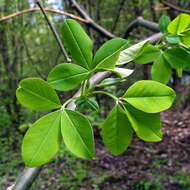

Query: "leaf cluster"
<box><xmin>16</xmin><ymin>19</ymin><xmax>176</xmax><ymax>167</ymax></box>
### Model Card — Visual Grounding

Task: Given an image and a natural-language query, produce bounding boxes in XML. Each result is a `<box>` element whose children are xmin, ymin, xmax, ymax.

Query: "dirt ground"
<box><xmin>85</xmin><ymin>109</ymin><xmax>190</xmax><ymax>190</ymax></box>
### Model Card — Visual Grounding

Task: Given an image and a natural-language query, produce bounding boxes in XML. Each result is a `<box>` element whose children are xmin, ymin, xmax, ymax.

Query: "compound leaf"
<box><xmin>22</xmin><ymin>110</ymin><xmax>62</xmax><ymax>167</ymax></box>
<box><xmin>101</xmin><ymin>105</ymin><xmax>133</xmax><ymax>155</ymax></box>
<box><xmin>61</xmin><ymin>109</ymin><xmax>94</xmax><ymax>159</ymax></box>
<box><xmin>48</xmin><ymin>63</ymin><xmax>89</xmax><ymax>91</ymax></box>
<box><xmin>16</xmin><ymin>78</ymin><xmax>61</xmax><ymax>110</ymax></box>
<box><xmin>122</xmin><ymin>80</ymin><xmax>176</xmax><ymax>113</ymax></box>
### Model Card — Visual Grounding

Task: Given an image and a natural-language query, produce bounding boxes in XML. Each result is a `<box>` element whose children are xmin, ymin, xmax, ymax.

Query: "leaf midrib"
<box><xmin>49</xmin><ymin>72</ymin><xmax>88</xmax><ymax>84</ymax></box>
<box><xmin>95</xmin><ymin>43</ymin><xmax>127</xmax><ymax>68</ymax></box>
<box><xmin>123</xmin><ymin>94</ymin><xmax>174</xmax><ymax>99</ymax></box>
<box><xmin>126</xmin><ymin>109</ymin><xmax>161</xmax><ymax>139</ymax></box>
<box><xmin>65</xmin><ymin>21</ymin><xmax>89</xmax><ymax>69</ymax></box>
<box><xmin>20</xmin><ymin>86</ymin><xmax>60</xmax><ymax>107</ymax></box>
<box><xmin>63</xmin><ymin>110</ymin><xmax>92</xmax><ymax>157</ymax></box>
<box><xmin>175</xmin><ymin>15</ymin><xmax>182</xmax><ymax>34</ymax></box>
<box><xmin>28</xmin><ymin>111</ymin><xmax>60</xmax><ymax>165</ymax></box>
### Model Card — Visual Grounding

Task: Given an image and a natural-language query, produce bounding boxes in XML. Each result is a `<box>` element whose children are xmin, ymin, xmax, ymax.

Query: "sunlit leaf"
<box><xmin>92</xmin><ymin>38</ymin><xmax>129</xmax><ymax>69</ymax></box>
<box><xmin>180</xmin><ymin>28</ymin><xmax>190</xmax><ymax>47</ymax></box>
<box><xmin>109</xmin><ymin>67</ymin><xmax>134</xmax><ymax>78</ymax></box>
<box><xmin>22</xmin><ymin>110</ymin><xmax>62</xmax><ymax>167</ymax></box>
<box><xmin>151</xmin><ymin>54</ymin><xmax>172</xmax><ymax>84</ymax></box>
<box><xmin>61</xmin><ymin>109</ymin><xmax>94</xmax><ymax>159</ymax></box>
<box><xmin>122</xmin><ymin>80</ymin><xmax>176</xmax><ymax>113</ymax></box>
<box><xmin>133</xmin><ymin>44</ymin><xmax>161</xmax><ymax>64</ymax></box>
<box><xmin>124</xmin><ymin>104</ymin><xmax>162</xmax><ymax>142</ymax></box>
<box><xmin>48</xmin><ymin>63</ymin><xmax>89</xmax><ymax>91</ymax></box>
<box><xmin>167</xmin><ymin>13</ymin><xmax>190</xmax><ymax>34</ymax></box>
<box><xmin>101</xmin><ymin>105</ymin><xmax>133</xmax><ymax>155</ymax></box>
<box><xmin>62</xmin><ymin>19</ymin><xmax>93</xmax><ymax>69</ymax></box>
<box><xmin>16</xmin><ymin>78</ymin><xmax>61</xmax><ymax>110</ymax></box>
<box><xmin>116</xmin><ymin>40</ymin><xmax>148</xmax><ymax>65</ymax></box>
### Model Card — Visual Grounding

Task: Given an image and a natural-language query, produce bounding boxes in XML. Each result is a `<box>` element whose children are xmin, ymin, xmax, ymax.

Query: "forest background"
<box><xmin>0</xmin><ymin>0</ymin><xmax>190</xmax><ymax>189</ymax></box>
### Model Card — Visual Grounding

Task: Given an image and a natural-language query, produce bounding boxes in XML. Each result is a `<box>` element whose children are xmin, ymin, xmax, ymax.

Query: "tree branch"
<box><xmin>69</xmin><ymin>0</ymin><xmax>116</xmax><ymax>39</ymax></box>
<box><xmin>160</xmin><ymin>0</ymin><xmax>190</xmax><ymax>14</ymax></box>
<box><xmin>0</xmin><ymin>7</ymin><xmax>88</xmax><ymax>23</ymax></box>
<box><xmin>36</xmin><ymin>0</ymin><xmax>71</xmax><ymax>62</ymax></box>
<box><xmin>124</xmin><ymin>16</ymin><xmax>159</xmax><ymax>38</ymax></box>
<box><xmin>68</xmin><ymin>1</ymin><xmax>160</xmax><ymax>40</ymax></box>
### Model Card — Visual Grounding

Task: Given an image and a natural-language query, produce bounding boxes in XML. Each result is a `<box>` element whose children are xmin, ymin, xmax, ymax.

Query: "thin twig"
<box><xmin>36</xmin><ymin>0</ymin><xmax>71</xmax><ymax>62</ymax></box>
<box><xmin>161</xmin><ymin>0</ymin><xmax>190</xmax><ymax>14</ymax></box>
<box><xmin>0</xmin><ymin>7</ymin><xmax>88</xmax><ymax>23</ymax></box>
<box><xmin>70</xmin><ymin>0</ymin><xmax>116</xmax><ymax>39</ymax></box>
<box><xmin>154</xmin><ymin>7</ymin><xmax>170</xmax><ymax>11</ymax></box>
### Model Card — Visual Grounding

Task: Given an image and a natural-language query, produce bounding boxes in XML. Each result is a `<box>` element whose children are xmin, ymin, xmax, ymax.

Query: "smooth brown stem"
<box><xmin>0</xmin><ymin>8</ymin><xmax>88</xmax><ymax>23</ymax></box>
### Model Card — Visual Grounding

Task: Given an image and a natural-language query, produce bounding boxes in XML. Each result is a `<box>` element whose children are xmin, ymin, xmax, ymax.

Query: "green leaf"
<box><xmin>133</xmin><ymin>44</ymin><xmax>161</xmax><ymax>64</ymax></box>
<box><xmin>151</xmin><ymin>54</ymin><xmax>172</xmax><ymax>84</ymax></box>
<box><xmin>75</xmin><ymin>97</ymin><xmax>99</xmax><ymax>112</ymax></box>
<box><xmin>167</xmin><ymin>13</ymin><xmax>190</xmax><ymax>34</ymax></box>
<box><xmin>101</xmin><ymin>105</ymin><xmax>133</xmax><ymax>155</ymax></box>
<box><xmin>22</xmin><ymin>110</ymin><xmax>62</xmax><ymax>167</ymax></box>
<box><xmin>48</xmin><ymin>63</ymin><xmax>89</xmax><ymax>91</ymax></box>
<box><xmin>122</xmin><ymin>80</ymin><xmax>176</xmax><ymax>113</ymax></box>
<box><xmin>16</xmin><ymin>78</ymin><xmax>61</xmax><ymax>111</ymax></box>
<box><xmin>158</xmin><ymin>15</ymin><xmax>171</xmax><ymax>34</ymax></box>
<box><xmin>176</xmin><ymin>68</ymin><xmax>183</xmax><ymax>78</ymax></box>
<box><xmin>95</xmin><ymin>78</ymin><xmax>125</xmax><ymax>88</ymax></box>
<box><xmin>86</xmin><ymin>98</ymin><xmax>99</xmax><ymax>112</ymax></box>
<box><xmin>166</xmin><ymin>34</ymin><xmax>180</xmax><ymax>44</ymax></box>
<box><xmin>62</xmin><ymin>19</ymin><xmax>93</xmax><ymax>69</ymax></box>
<box><xmin>75</xmin><ymin>97</ymin><xmax>87</xmax><ymax>112</ymax></box>
<box><xmin>124</xmin><ymin>104</ymin><xmax>162</xmax><ymax>142</ymax></box>
<box><xmin>116</xmin><ymin>40</ymin><xmax>149</xmax><ymax>65</ymax></box>
<box><xmin>180</xmin><ymin>28</ymin><xmax>190</xmax><ymax>47</ymax></box>
<box><xmin>61</xmin><ymin>109</ymin><xmax>94</xmax><ymax>159</ymax></box>
<box><xmin>108</xmin><ymin>67</ymin><xmax>134</xmax><ymax>78</ymax></box>
<box><xmin>163</xmin><ymin>47</ymin><xmax>190</xmax><ymax>70</ymax></box>
<box><xmin>92</xmin><ymin>38</ymin><xmax>128</xmax><ymax>69</ymax></box>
